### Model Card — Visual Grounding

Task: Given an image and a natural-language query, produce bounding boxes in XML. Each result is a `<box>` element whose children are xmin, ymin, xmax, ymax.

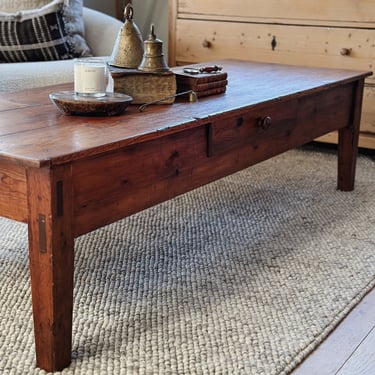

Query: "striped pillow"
<box><xmin>0</xmin><ymin>0</ymin><xmax>91</xmax><ymax>62</ymax></box>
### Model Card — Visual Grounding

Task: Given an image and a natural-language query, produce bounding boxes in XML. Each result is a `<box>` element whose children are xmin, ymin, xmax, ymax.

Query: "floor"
<box><xmin>292</xmin><ymin>145</ymin><xmax>375</xmax><ymax>374</ymax></box>
<box><xmin>292</xmin><ymin>285</ymin><xmax>375</xmax><ymax>375</ymax></box>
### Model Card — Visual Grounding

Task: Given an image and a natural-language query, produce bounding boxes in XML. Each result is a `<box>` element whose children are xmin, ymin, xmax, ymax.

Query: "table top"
<box><xmin>0</xmin><ymin>60</ymin><xmax>371</xmax><ymax>168</ymax></box>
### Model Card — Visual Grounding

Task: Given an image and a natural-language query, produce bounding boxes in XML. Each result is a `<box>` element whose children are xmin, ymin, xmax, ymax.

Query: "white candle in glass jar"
<box><xmin>74</xmin><ymin>58</ymin><xmax>107</xmax><ymax>97</ymax></box>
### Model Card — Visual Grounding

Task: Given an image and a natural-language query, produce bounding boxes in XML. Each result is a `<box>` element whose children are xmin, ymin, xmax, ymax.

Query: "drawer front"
<box><xmin>175</xmin><ymin>19</ymin><xmax>375</xmax><ymax>84</ymax></box>
<box><xmin>210</xmin><ymin>84</ymin><xmax>353</xmax><ymax>160</ymax></box>
<box><xmin>178</xmin><ymin>0</ymin><xmax>375</xmax><ymax>25</ymax></box>
<box><xmin>211</xmin><ymin>99</ymin><xmax>298</xmax><ymax>156</ymax></box>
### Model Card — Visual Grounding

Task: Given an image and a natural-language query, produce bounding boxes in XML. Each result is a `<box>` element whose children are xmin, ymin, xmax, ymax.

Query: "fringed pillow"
<box><xmin>0</xmin><ymin>0</ymin><xmax>91</xmax><ymax>62</ymax></box>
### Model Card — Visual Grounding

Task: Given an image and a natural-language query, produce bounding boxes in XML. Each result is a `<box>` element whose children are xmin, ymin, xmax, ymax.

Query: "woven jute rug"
<box><xmin>0</xmin><ymin>146</ymin><xmax>374</xmax><ymax>375</ymax></box>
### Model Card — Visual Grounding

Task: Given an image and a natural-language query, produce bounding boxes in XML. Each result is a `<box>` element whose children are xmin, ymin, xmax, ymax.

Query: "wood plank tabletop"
<box><xmin>0</xmin><ymin>60</ymin><xmax>371</xmax><ymax>167</ymax></box>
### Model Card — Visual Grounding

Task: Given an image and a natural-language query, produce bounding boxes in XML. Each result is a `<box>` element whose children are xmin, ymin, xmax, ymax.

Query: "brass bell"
<box><xmin>138</xmin><ymin>24</ymin><xmax>171</xmax><ymax>73</ymax></box>
<box><xmin>110</xmin><ymin>4</ymin><xmax>144</xmax><ymax>69</ymax></box>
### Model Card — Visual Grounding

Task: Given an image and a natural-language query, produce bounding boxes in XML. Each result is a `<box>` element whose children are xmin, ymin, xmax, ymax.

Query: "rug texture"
<box><xmin>0</xmin><ymin>146</ymin><xmax>374</xmax><ymax>375</ymax></box>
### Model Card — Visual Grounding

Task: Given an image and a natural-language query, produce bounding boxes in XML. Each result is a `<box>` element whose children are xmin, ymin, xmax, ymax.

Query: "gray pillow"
<box><xmin>0</xmin><ymin>0</ymin><xmax>91</xmax><ymax>62</ymax></box>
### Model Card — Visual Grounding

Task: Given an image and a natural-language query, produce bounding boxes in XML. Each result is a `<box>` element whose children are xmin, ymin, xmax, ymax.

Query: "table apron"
<box><xmin>71</xmin><ymin>82</ymin><xmax>355</xmax><ymax>237</ymax></box>
<box><xmin>0</xmin><ymin>160</ymin><xmax>28</xmax><ymax>222</ymax></box>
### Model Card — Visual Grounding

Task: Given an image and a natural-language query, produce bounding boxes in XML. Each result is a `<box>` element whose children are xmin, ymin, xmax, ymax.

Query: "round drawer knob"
<box><xmin>259</xmin><ymin>116</ymin><xmax>272</xmax><ymax>130</ymax></box>
<box><xmin>202</xmin><ymin>39</ymin><xmax>212</xmax><ymax>48</ymax></box>
<box><xmin>340</xmin><ymin>48</ymin><xmax>351</xmax><ymax>56</ymax></box>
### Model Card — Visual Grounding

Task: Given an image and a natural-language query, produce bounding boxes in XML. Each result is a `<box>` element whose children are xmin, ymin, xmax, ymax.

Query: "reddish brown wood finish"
<box><xmin>27</xmin><ymin>165</ymin><xmax>74</xmax><ymax>371</ymax></box>
<box><xmin>338</xmin><ymin>79</ymin><xmax>365</xmax><ymax>191</ymax></box>
<box><xmin>0</xmin><ymin>60</ymin><xmax>371</xmax><ymax>371</ymax></box>
<box><xmin>0</xmin><ymin>160</ymin><xmax>28</xmax><ymax>222</ymax></box>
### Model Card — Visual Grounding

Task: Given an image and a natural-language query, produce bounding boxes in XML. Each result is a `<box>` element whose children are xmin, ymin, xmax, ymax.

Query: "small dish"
<box><xmin>49</xmin><ymin>91</ymin><xmax>133</xmax><ymax>116</ymax></box>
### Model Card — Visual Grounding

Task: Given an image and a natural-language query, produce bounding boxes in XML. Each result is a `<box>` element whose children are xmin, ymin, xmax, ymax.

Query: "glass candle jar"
<box><xmin>74</xmin><ymin>58</ymin><xmax>107</xmax><ymax>97</ymax></box>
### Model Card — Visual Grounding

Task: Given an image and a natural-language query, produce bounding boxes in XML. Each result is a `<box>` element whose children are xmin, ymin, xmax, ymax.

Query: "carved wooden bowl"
<box><xmin>49</xmin><ymin>91</ymin><xmax>133</xmax><ymax>116</ymax></box>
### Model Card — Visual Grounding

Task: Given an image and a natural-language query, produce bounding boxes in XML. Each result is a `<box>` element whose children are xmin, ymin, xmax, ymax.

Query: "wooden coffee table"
<box><xmin>0</xmin><ymin>60</ymin><xmax>371</xmax><ymax>371</ymax></box>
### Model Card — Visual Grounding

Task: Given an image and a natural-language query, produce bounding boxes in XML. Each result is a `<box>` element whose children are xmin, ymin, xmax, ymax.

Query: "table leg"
<box><xmin>27</xmin><ymin>165</ymin><xmax>74</xmax><ymax>371</ymax></box>
<box><xmin>337</xmin><ymin>79</ymin><xmax>365</xmax><ymax>191</ymax></box>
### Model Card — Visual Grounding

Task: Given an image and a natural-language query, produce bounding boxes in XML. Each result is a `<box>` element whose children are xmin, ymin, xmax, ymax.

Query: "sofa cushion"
<box><xmin>0</xmin><ymin>0</ymin><xmax>91</xmax><ymax>63</ymax></box>
<box><xmin>0</xmin><ymin>58</ymin><xmax>116</xmax><ymax>93</ymax></box>
<box><xmin>0</xmin><ymin>59</ymin><xmax>75</xmax><ymax>91</ymax></box>
<box><xmin>1</xmin><ymin>0</ymin><xmax>52</xmax><ymax>10</ymax></box>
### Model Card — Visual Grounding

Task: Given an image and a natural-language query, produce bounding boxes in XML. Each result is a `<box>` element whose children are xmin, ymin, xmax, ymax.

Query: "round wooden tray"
<box><xmin>49</xmin><ymin>91</ymin><xmax>133</xmax><ymax>116</ymax></box>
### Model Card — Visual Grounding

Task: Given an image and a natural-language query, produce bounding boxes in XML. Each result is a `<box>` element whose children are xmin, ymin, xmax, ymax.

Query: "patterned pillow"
<box><xmin>0</xmin><ymin>0</ymin><xmax>91</xmax><ymax>62</ymax></box>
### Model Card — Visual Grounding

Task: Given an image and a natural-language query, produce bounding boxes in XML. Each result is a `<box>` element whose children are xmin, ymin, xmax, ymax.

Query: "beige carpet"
<box><xmin>0</xmin><ymin>146</ymin><xmax>374</xmax><ymax>374</ymax></box>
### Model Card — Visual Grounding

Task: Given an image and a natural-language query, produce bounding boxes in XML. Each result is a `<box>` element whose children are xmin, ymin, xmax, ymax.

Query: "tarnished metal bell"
<box><xmin>138</xmin><ymin>24</ymin><xmax>171</xmax><ymax>73</ymax></box>
<box><xmin>110</xmin><ymin>4</ymin><xmax>144</xmax><ymax>69</ymax></box>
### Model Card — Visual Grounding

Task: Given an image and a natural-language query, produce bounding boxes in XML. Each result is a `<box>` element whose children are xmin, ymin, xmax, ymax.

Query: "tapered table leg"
<box><xmin>27</xmin><ymin>165</ymin><xmax>74</xmax><ymax>372</ymax></box>
<box><xmin>337</xmin><ymin>79</ymin><xmax>365</xmax><ymax>191</ymax></box>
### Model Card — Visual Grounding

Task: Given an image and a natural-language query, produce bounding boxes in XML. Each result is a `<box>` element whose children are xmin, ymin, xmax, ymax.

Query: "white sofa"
<box><xmin>0</xmin><ymin>7</ymin><xmax>122</xmax><ymax>92</ymax></box>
